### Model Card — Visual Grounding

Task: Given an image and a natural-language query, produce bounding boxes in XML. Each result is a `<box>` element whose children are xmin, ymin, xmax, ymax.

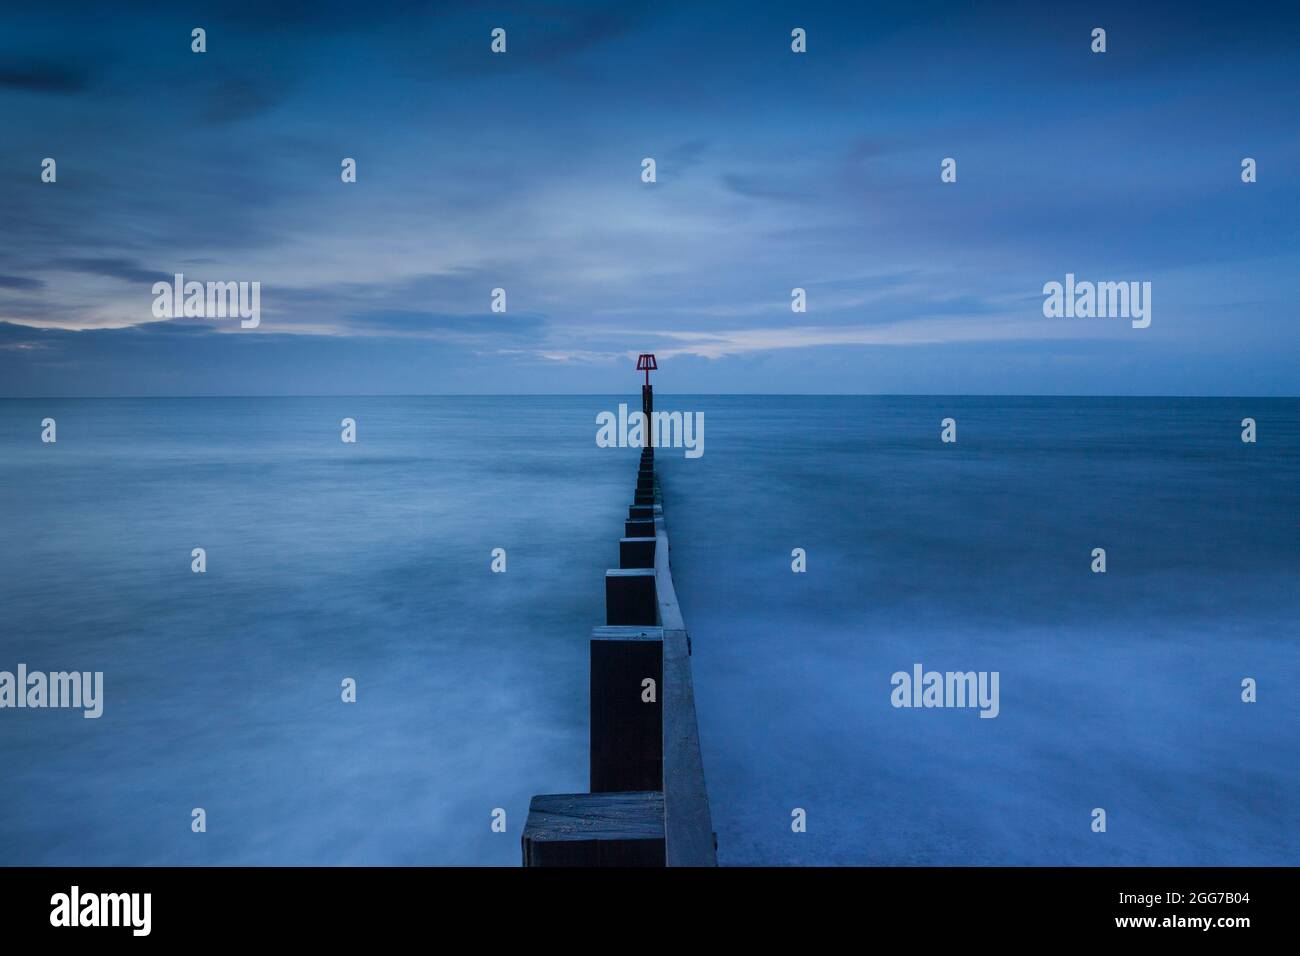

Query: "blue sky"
<box><xmin>1</xmin><ymin>0</ymin><xmax>1297</xmax><ymax>395</ymax></box>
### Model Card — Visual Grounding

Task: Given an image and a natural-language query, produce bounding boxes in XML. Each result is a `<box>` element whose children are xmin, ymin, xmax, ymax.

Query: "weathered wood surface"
<box><xmin>619</xmin><ymin>536</ymin><xmax>656</xmax><ymax>569</ymax></box>
<box><xmin>590</xmin><ymin>625</ymin><xmax>664</xmax><ymax>793</ymax></box>
<box><xmin>605</xmin><ymin>567</ymin><xmax>657</xmax><ymax>625</ymax></box>
<box><xmin>523</xmin><ymin>434</ymin><xmax>715</xmax><ymax>867</ymax></box>
<box><xmin>522</xmin><ymin>791</ymin><xmax>666</xmax><ymax>867</ymax></box>
<box><xmin>652</xmin><ymin>487</ymin><xmax>718</xmax><ymax>866</ymax></box>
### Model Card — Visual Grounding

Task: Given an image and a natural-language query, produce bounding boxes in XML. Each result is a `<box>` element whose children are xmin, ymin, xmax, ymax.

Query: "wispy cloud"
<box><xmin>0</xmin><ymin>58</ymin><xmax>93</xmax><ymax>93</ymax></box>
<box><xmin>546</xmin><ymin>316</ymin><xmax>1096</xmax><ymax>362</ymax></box>
<box><xmin>0</xmin><ymin>275</ymin><xmax>44</xmax><ymax>291</ymax></box>
<box><xmin>51</xmin><ymin>257</ymin><xmax>170</xmax><ymax>284</ymax></box>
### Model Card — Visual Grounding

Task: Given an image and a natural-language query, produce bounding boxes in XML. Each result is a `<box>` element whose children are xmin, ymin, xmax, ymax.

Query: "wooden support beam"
<box><xmin>605</xmin><ymin>568</ymin><xmax>657</xmax><ymax>625</ymax></box>
<box><xmin>522</xmin><ymin>791</ymin><xmax>666</xmax><ymax>867</ymax></box>
<box><xmin>653</xmin><ymin>515</ymin><xmax>718</xmax><ymax>866</ymax></box>
<box><xmin>619</xmin><ymin>536</ymin><xmax>656</xmax><ymax>569</ymax></box>
<box><xmin>625</xmin><ymin>518</ymin><xmax>655</xmax><ymax>538</ymax></box>
<box><xmin>590</xmin><ymin>625</ymin><xmax>663</xmax><ymax>792</ymax></box>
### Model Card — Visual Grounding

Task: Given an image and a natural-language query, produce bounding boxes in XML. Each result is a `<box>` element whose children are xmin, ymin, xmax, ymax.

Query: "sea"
<box><xmin>1</xmin><ymin>396</ymin><xmax>1296</xmax><ymax>865</ymax></box>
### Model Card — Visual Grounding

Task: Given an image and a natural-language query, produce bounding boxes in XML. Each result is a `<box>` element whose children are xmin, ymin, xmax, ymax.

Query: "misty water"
<box><xmin>1</xmin><ymin>396</ymin><xmax>1296</xmax><ymax>865</ymax></box>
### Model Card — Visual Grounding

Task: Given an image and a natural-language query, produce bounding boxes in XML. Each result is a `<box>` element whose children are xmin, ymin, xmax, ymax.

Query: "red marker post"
<box><xmin>636</xmin><ymin>353</ymin><xmax>656</xmax><ymax>419</ymax></box>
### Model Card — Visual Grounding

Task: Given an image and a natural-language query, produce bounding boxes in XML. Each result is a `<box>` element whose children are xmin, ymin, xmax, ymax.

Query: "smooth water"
<box><xmin>1</xmin><ymin>396</ymin><xmax>1296</xmax><ymax>865</ymax></box>
<box><xmin>665</xmin><ymin>396</ymin><xmax>1300</xmax><ymax>865</ymax></box>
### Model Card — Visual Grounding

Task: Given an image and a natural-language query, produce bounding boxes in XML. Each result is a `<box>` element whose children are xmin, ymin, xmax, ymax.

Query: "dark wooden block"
<box><xmin>618</xmin><ymin>538</ymin><xmax>655</xmax><ymax>567</ymax></box>
<box><xmin>590</xmin><ymin>626</ymin><xmax>664</xmax><ymax>792</ymax></box>
<box><xmin>522</xmin><ymin>791</ymin><xmax>665</xmax><ymax>867</ymax></box>
<box><xmin>606</xmin><ymin>568</ymin><xmax>657</xmax><ymax>625</ymax></box>
<box><xmin>628</xmin><ymin>504</ymin><xmax>653</xmax><ymax>520</ymax></box>
<box><xmin>625</xmin><ymin>519</ymin><xmax>654</xmax><ymax>538</ymax></box>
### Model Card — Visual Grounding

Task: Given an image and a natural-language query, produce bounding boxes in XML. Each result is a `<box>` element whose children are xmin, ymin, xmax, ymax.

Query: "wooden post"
<box><xmin>619</xmin><ymin>536</ymin><xmax>656</xmax><ymax>569</ymax></box>
<box><xmin>522</xmin><ymin>791</ymin><xmax>665</xmax><ymax>866</ymax></box>
<box><xmin>653</xmin><ymin>516</ymin><xmax>717</xmax><ymax>866</ymax></box>
<box><xmin>590</xmin><ymin>625</ymin><xmax>663</xmax><ymax>792</ymax></box>
<box><xmin>605</xmin><ymin>568</ymin><xmax>656</xmax><ymax>625</ymax></box>
<box><xmin>625</xmin><ymin>518</ymin><xmax>655</xmax><ymax>538</ymax></box>
<box><xmin>522</xmin><ymin>355</ymin><xmax>716</xmax><ymax>869</ymax></box>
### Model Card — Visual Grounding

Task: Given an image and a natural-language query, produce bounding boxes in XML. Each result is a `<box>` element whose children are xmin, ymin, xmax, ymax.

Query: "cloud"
<box><xmin>342</xmin><ymin>309</ymin><xmax>547</xmax><ymax>340</ymax></box>
<box><xmin>201</xmin><ymin>76</ymin><xmax>293</xmax><ymax>123</ymax></box>
<box><xmin>420</xmin><ymin>2</ymin><xmax>655</xmax><ymax>76</ymax></box>
<box><xmin>0</xmin><ymin>59</ymin><xmax>92</xmax><ymax>93</ymax></box>
<box><xmin>51</xmin><ymin>257</ymin><xmax>170</xmax><ymax>284</ymax></box>
<box><xmin>604</xmin><ymin>317</ymin><xmax>1096</xmax><ymax>360</ymax></box>
<box><xmin>662</xmin><ymin>138</ymin><xmax>710</xmax><ymax>175</ymax></box>
<box><xmin>0</xmin><ymin>275</ymin><xmax>44</xmax><ymax>290</ymax></box>
<box><xmin>496</xmin><ymin>347</ymin><xmax>626</xmax><ymax>364</ymax></box>
<box><xmin>720</xmin><ymin>173</ymin><xmax>806</xmax><ymax>203</ymax></box>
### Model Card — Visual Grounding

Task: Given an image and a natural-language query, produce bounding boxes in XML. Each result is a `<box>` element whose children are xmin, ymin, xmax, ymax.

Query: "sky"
<box><xmin>1</xmin><ymin>0</ymin><xmax>1297</xmax><ymax>396</ymax></box>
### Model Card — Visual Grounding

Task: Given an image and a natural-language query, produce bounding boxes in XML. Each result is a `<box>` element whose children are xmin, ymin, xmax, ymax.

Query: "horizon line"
<box><xmin>2</xmin><ymin>393</ymin><xmax>1296</xmax><ymax>400</ymax></box>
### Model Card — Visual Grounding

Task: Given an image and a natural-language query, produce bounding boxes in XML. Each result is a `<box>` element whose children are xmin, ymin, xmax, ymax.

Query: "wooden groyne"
<box><xmin>521</xmin><ymin>373</ymin><xmax>717</xmax><ymax>866</ymax></box>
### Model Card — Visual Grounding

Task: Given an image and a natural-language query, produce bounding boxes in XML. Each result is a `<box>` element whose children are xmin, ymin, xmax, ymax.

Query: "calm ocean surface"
<box><xmin>1</xmin><ymin>396</ymin><xmax>1296</xmax><ymax>865</ymax></box>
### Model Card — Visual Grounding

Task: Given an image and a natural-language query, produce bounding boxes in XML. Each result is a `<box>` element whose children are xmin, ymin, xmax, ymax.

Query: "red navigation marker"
<box><xmin>636</xmin><ymin>353</ymin><xmax>657</xmax><ymax>387</ymax></box>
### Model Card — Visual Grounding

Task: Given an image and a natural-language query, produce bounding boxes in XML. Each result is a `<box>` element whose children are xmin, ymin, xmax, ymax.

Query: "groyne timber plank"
<box><xmin>590</xmin><ymin>625</ymin><xmax>664</xmax><ymax>793</ymax></box>
<box><xmin>619</xmin><ymin>536</ymin><xmax>657</xmax><ymax>569</ymax></box>
<box><xmin>653</xmin><ymin>499</ymin><xmax>718</xmax><ymax>866</ymax></box>
<box><xmin>605</xmin><ymin>568</ymin><xmax>657</xmax><ymax>626</ymax></box>
<box><xmin>522</xmin><ymin>791</ymin><xmax>666</xmax><ymax>867</ymax></box>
